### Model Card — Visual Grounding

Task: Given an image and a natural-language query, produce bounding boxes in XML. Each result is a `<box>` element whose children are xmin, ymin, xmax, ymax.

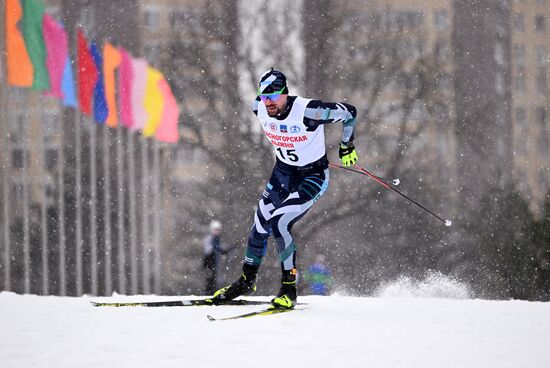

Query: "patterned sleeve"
<box><xmin>303</xmin><ymin>100</ymin><xmax>357</xmax><ymax>144</ymax></box>
<box><xmin>252</xmin><ymin>96</ymin><xmax>260</xmax><ymax>116</ymax></box>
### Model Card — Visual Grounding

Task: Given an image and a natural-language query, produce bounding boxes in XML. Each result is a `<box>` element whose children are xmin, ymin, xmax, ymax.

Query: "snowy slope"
<box><xmin>1</xmin><ymin>290</ymin><xmax>549</xmax><ymax>368</ymax></box>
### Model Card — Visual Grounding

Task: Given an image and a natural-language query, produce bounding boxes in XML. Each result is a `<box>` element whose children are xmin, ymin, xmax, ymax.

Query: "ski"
<box><xmin>90</xmin><ymin>298</ymin><xmax>271</xmax><ymax>308</ymax></box>
<box><xmin>207</xmin><ymin>307</ymin><xmax>302</xmax><ymax>321</ymax></box>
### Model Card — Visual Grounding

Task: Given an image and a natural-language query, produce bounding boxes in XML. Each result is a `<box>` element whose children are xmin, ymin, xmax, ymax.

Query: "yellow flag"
<box><xmin>142</xmin><ymin>67</ymin><xmax>164</xmax><ymax>137</ymax></box>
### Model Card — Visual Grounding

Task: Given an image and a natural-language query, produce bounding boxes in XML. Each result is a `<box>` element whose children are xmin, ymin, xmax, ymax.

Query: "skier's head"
<box><xmin>258</xmin><ymin>68</ymin><xmax>288</xmax><ymax>117</ymax></box>
<box><xmin>209</xmin><ymin>220</ymin><xmax>222</xmax><ymax>234</ymax></box>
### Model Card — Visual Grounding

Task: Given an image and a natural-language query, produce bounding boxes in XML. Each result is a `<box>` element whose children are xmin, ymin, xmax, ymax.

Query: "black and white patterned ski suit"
<box><xmin>244</xmin><ymin>95</ymin><xmax>357</xmax><ymax>271</ymax></box>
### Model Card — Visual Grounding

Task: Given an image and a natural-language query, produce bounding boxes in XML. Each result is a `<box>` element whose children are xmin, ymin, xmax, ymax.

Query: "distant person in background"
<box><xmin>304</xmin><ymin>254</ymin><xmax>333</xmax><ymax>296</ymax></box>
<box><xmin>202</xmin><ymin>220</ymin><xmax>235</xmax><ymax>295</ymax></box>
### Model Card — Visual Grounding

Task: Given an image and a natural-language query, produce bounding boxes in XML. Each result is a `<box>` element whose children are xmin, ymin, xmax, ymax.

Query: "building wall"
<box><xmin>511</xmin><ymin>0</ymin><xmax>550</xmax><ymax>215</ymax></box>
<box><xmin>453</xmin><ymin>0</ymin><xmax>514</xmax><ymax>211</ymax></box>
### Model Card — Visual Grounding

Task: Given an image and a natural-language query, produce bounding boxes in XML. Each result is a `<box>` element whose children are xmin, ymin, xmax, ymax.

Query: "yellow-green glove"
<box><xmin>339</xmin><ymin>142</ymin><xmax>358</xmax><ymax>167</ymax></box>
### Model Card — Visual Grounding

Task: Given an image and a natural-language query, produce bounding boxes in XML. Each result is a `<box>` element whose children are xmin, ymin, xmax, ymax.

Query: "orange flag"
<box><xmin>5</xmin><ymin>0</ymin><xmax>33</xmax><ymax>86</ymax></box>
<box><xmin>103</xmin><ymin>42</ymin><xmax>121</xmax><ymax>128</ymax></box>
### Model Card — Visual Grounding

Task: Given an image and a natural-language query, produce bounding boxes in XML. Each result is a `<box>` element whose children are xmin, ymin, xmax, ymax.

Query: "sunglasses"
<box><xmin>259</xmin><ymin>93</ymin><xmax>284</xmax><ymax>103</ymax></box>
<box><xmin>258</xmin><ymin>86</ymin><xmax>286</xmax><ymax>103</ymax></box>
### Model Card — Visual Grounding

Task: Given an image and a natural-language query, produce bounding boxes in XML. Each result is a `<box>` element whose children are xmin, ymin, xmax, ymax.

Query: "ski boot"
<box><xmin>208</xmin><ymin>264</ymin><xmax>258</xmax><ymax>305</ymax></box>
<box><xmin>271</xmin><ymin>268</ymin><xmax>297</xmax><ymax>309</ymax></box>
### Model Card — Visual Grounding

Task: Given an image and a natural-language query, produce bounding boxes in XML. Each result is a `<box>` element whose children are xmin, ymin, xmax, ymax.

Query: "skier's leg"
<box><xmin>243</xmin><ymin>197</ymin><xmax>274</xmax><ymax>267</ymax></box>
<box><xmin>271</xmin><ymin>170</ymin><xmax>329</xmax><ymax>308</ymax></box>
<box><xmin>209</xmin><ymin>171</ymin><xmax>286</xmax><ymax>304</ymax></box>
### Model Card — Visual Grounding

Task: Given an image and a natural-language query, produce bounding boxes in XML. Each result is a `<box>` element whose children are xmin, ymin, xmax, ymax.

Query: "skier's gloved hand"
<box><xmin>339</xmin><ymin>141</ymin><xmax>358</xmax><ymax>167</ymax></box>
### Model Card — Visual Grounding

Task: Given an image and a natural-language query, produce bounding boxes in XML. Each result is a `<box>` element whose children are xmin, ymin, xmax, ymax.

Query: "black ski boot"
<box><xmin>208</xmin><ymin>264</ymin><xmax>259</xmax><ymax>305</ymax></box>
<box><xmin>271</xmin><ymin>268</ymin><xmax>297</xmax><ymax>309</ymax></box>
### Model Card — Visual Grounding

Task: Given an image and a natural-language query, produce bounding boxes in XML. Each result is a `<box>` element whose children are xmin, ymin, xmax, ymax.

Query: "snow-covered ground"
<box><xmin>2</xmin><ymin>278</ymin><xmax>550</xmax><ymax>368</ymax></box>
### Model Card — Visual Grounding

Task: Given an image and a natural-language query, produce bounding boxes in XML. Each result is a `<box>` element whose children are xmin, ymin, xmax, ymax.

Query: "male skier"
<box><xmin>209</xmin><ymin>68</ymin><xmax>358</xmax><ymax>309</ymax></box>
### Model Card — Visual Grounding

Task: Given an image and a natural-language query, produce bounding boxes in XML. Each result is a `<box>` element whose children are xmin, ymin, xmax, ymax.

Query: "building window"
<box><xmin>144</xmin><ymin>9</ymin><xmax>160</xmax><ymax>29</ymax></box>
<box><xmin>11</xmin><ymin>182</ymin><xmax>26</xmax><ymax>202</ymax></box>
<box><xmin>11</xmin><ymin>114</ymin><xmax>26</xmax><ymax>144</ymax></box>
<box><xmin>434</xmin><ymin>10</ymin><xmax>449</xmax><ymax>31</ymax></box>
<box><xmin>514</xmin><ymin>66</ymin><xmax>526</xmax><ymax>92</ymax></box>
<box><xmin>170</xmin><ymin>9</ymin><xmax>186</xmax><ymax>28</ymax></box>
<box><xmin>495</xmin><ymin>72</ymin><xmax>505</xmax><ymax>95</ymax></box>
<box><xmin>43</xmin><ymin>113</ymin><xmax>60</xmax><ymax>145</ymax></box>
<box><xmin>536</xmin><ymin>46</ymin><xmax>548</xmax><ymax>66</ymax></box>
<box><xmin>535</xmin><ymin>15</ymin><xmax>546</xmax><ymax>33</ymax></box>
<box><xmin>536</xmin><ymin>107</ymin><xmax>547</xmax><ymax>153</ymax></box>
<box><xmin>513</xmin><ymin>44</ymin><xmax>526</xmax><ymax>66</ymax></box>
<box><xmin>406</xmin><ymin>11</ymin><xmax>424</xmax><ymax>30</ymax></box>
<box><xmin>143</xmin><ymin>42</ymin><xmax>160</xmax><ymax>64</ymax></box>
<box><xmin>515</xmin><ymin>107</ymin><xmax>526</xmax><ymax>125</ymax></box>
<box><xmin>536</xmin><ymin>107</ymin><xmax>547</xmax><ymax>127</ymax></box>
<box><xmin>12</xmin><ymin>149</ymin><xmax>27</xmax><ymax>169</ymax></box>
<box><xmin>435</xmin><ymin>40</ymin><xmax>448</xmax><ymax>63</ymax></box>
<box><xmin>435</xmin><ymin>73</ymin><xmax>452</xmax><ymax>92</ymax></box>
<box><xmin>494</xmin><ymin>42</ymin><xmax>504</xmax><ymax>65</ymax></box>
<box><xmin>537</xmin><ymin>68</ymin><xmax>548</xmax><ymax>96</ymax></box>
<box><xmin>45</xmin><ymin>149</ymin><xmax>58</xmax><ymax>171</ymax></box>
<box><xmin>514</xmin><ymin>14</ymin><xmax>525</xmax><ymax>32</ymax></box>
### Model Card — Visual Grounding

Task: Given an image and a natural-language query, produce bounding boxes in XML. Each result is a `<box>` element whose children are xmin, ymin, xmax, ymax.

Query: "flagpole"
<box><xmin>40</xmin><ymin>102</ymin><xmax>50</xmax><ymax>296</ymax></box>
<box><xmin>89</xmin><ymin>120</ymin><xmax>99</xmax><ymax>295</ymax></box>
<box><xmin>75</xmin><ymin>109</ymin><xmax>83</xmax><ymax>295</ymax></box>
<box><xmin>127</xmin><ymin>131</ymin><xmax>138</xmax><ymax>293</ymax></box>
<box><xmin>116</xmin><ymin>124</ymin><xmax>127</xmax><ymax>294</ymax></box>
<box><xmin>103</xmin><ymin>127</ymin><xmax>114</xmax><ymax>294</ymax></box>
<box><xmin>58</xmin><ymin>97</ymin><xmax>66</xmax><ymax>297</ymax></box>
<box><xmin>22</xmin><ymin>93</ymin><xmax>33</xmax><ymax>294</ymax></box>
<box><xmin>141</xmin><ymin>136</ymin><xmax>150</xmax><ymax>294</ymax></box>
<box><xmin>1</xmin><ymin>5</ymin><xmax>11</xmax><ymax>292</ymax></box>
<box><xmin>126</xmin><ymin>130</ymin><xmax>139</xmax><ymax>294</ymax></box>
<box><xmin>152</xmin><ymin>139</ymin><xmax>161</xmax><ymax>294</ymax></box>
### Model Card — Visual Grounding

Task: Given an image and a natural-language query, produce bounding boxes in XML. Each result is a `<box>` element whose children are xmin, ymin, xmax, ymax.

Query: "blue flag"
<box><xmin>90</xmin><ymin>41</ymin><xmax>108</xmax><ymax>124</ymax></box>
<box><xmin>61</xmin><ymin>56</ymin><xmax>77</xmax><ymax>108</ymax></box>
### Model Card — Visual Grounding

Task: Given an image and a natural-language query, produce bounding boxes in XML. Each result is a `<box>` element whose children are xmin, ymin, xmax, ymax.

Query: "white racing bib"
<box><xmin>257</xmin><ymin>96</ymin><xmax>325</xmax><ymax>166</ymax></box>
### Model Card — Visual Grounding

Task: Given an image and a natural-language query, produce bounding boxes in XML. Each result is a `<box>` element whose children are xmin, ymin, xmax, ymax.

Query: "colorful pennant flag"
<box><xmin>6</xmin><ymin>0</ymin><xmax>33</xmax><ymax>86</ymax></box>
<box><xmin>42</xmin><ymin>14</ymin><xmax>67</xmax><ymax>98</ymax></box>
<box><xmin>142</xmin><ymin>67</ymin><xmax>164</xmax><ymax>137</ymax></box>
<box><xmin>155</xmin><ymin>78</ymin><xmax>180</xmax><ymax>143</ymax></box>
<box><xmin>103</xmin><ymin>43</ymin><xmax>121</xmax><ymax>128</ymax></box>
<box><xmin>118</xmin><ymin>48</ymin><xmax>134</xmax><ymax>128</ymax></box>
<box><xmin>130</xmin><ymin>58</ymin><xmax>149</xmax><ymax>131</ymax></box>
<box><xmin>5</xmin><ymin>2</ymin><xmax>181</xmax><ymax>144</ymax></box>
<box><xmin>77</xmin><ymin>30</ymin><xmax>97</xmax><ymax>116</ymax></box>
<box><xmin>62</xmin><ymin>56</ymin><xmax>77</xmax><ymax>108</ymax></box>
<box><xmin>22</xmin><ymin>0</ymin><xmax>49</xmax><ymax>90</ymax></box>
<box><xmin>90</xmin><ymin>41</ymin><xmax>108</xmax><ymax>124</ymax></box>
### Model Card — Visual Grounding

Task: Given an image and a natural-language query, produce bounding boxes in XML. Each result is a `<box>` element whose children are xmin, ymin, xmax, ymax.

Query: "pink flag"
<box><xmin>42</xmin><ymin>14</ymin><xmax>67</xmax><ymax>98</ymax></box>
<box><xmin>130</xmin><ymin>57</ymin><xmax>148</xmax><ymax>131</ymax></box>
<box><xmin>155</xmin><ymin>78</ymin><xmax>180</xmax><ymax>143</ymax></box>
<box><xmin>118</xmin><ymin>48</ymin><xmax>134</xmax><ymax>128</ymax></box>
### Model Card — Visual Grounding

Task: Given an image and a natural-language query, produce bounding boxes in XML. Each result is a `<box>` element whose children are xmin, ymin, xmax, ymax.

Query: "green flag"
<box><xmin>22</xmin><ymin>0</ymin><xmax>49</xmax><ymax>90</ymax></box>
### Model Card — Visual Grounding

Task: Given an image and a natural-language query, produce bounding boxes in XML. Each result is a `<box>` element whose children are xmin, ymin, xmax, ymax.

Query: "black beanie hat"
<box><xmin>257</xmin><ymin>68</ymin><xmax>289</xmax><ymax>95</ymax></box>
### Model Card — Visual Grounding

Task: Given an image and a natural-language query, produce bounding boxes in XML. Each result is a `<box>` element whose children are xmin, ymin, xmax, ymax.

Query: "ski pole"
<box><xmin>330</xmin><ymin>162</ymin><xmax>451</xmax><ymax>227</ymax></box>
<box><xmin>352</xmin><ymin>164</ymin><xmax>452</xmax><ymax>227</ymax></box>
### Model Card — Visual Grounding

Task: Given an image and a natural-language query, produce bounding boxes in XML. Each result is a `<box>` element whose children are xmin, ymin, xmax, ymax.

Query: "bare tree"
<box><xmin>298</xmin><ymin>1</ymin><xmax>457</xmax><ymax>293</ymax></box>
